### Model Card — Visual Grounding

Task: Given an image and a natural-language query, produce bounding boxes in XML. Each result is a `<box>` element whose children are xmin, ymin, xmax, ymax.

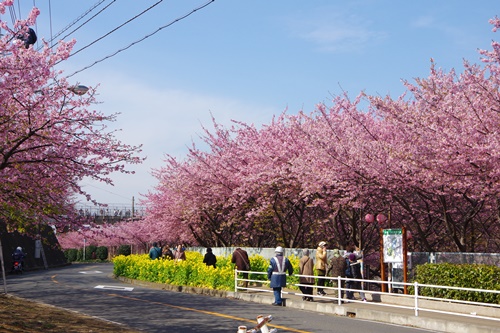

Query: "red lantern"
<box><xmin>365</xmin><ymin>214</ymin><xmax>375</xmax><ymax>223</ymax></box>
<box><xmin>407</xmin><ymin>230</ymin><xmax>412</xmax><ymax>240</ymax></box>
<box><xmin>376</xmin><ymin>213</ymin><xmax>387</xmax><ymax>224</ymax></box>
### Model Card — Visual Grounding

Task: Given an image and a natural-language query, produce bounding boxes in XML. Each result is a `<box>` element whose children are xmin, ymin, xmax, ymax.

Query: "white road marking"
<box><xmin>79</xmin><ymin>271</ymin><xmax>103</xmax><ymax>274</ymax></box>
<box><xmin>94</xmin><ymin>285</ymin><xmax>134</xmax><ymax>291</ymax></box>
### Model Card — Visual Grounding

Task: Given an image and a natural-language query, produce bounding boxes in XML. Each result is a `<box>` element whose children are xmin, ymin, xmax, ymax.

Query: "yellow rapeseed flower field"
<box><xmin>113</xmin><ymin>252</ymin><xmax>301</xmax><ymax>291</ymax></box>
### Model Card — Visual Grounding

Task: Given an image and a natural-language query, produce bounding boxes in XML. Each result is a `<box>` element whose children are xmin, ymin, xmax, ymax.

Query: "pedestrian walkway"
<box><xmin>118</xmin><ymin>277</ymin><xmax>500</xmax><ymax>333</ymax></box>
<box><xmin>231</xmin><ymin>287</ymin><xmax>500</xmax><ymax>333</ymax></box>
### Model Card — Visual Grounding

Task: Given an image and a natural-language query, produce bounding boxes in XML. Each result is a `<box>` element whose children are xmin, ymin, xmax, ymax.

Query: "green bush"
<box><xmin>117</xmin><ymin>245</ymin><xmax>131</xmax><ymax>256</ymax></box>
<box><xmin>64</xmin><ymin>248</ymin><xmax>78</xmax><ymax>262</ymax></box>
<box><xmin>86</xmin><ymin>245</ymin><xmax>97</xmax><ymax>260</ymax></box>
<box><xmin>413</xmin><ymin>263</ymin><xmax>500</xmax><ymax>304</ymax></box>
<box><xmin>76</xmin><ymin>248</ymin><xmax>83</xmax><ymax>261</ymax></box>
<box><xmin>96</xmin><ymin>246</ymin><xmax>108</xmax><ymax>261</ymax></box>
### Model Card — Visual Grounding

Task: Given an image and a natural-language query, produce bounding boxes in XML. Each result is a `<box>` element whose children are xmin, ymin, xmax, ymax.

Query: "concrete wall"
<box><xmin>189</xmin><ymin>246</ymin><xmax>344</xmax><ymax>261</ymax></box>
<box><xmin>0</xmin><ymin>222</ymin><xmax>67</xmax><ymax>272</ymax></box>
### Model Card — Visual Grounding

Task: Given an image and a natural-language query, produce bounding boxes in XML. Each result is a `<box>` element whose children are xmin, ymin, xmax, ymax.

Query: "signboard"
<box><xmin>383</xmin><ymin>229</ymin><xmax>403</xmax><ymax>263</ymax></box>
<box><xmin>35</xmin><ymin>239</ymin><xmax>42</xmax><ymax>259</ymax></box>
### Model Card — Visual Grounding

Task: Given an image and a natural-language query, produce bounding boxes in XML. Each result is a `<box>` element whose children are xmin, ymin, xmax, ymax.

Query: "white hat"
<box><xmin>318</xmin><ymin>241</ymin><xmax>327</xmax><ymax>247</ymax></box>
<box><xmin>275</xmin><ymin>246</ymin><xmax>284</xmax><ymax>253</ymax></box>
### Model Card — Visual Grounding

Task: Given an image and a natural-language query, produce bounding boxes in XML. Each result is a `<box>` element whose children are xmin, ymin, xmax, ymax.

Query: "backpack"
<box><xmin>345</xmin><ymin>259</ymin><xmax>353</xmax><ymax>278</ymax></box>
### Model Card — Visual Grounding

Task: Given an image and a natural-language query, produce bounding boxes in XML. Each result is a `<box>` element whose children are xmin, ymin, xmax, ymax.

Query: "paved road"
<box><xmin>5</xmin><ymin>263</ymin><xmax>436</xmax><ymax>333</ymax></box>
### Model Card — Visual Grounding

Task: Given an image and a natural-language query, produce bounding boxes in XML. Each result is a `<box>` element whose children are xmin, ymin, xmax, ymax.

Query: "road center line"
<box><xmin>106</xmin><ymin>293</ymin><xmax>311</xmax><ymax>333</ymax></box>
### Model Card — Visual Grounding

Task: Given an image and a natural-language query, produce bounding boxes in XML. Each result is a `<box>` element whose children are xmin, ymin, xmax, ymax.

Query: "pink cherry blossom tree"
<box><xmin>72</xmin><ymin>16</ymin><xmax>500</xmax><ymax>256</ymax></box>
<box><xmin>0</xmin><ymin>1</ymin><xmax>143</xmax><ymax>234</ymax></box>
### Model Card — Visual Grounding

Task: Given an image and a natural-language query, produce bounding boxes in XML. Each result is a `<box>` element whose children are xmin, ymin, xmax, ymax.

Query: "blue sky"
<box><xmin>9</xmin><ymin>0</ymin><xmax>499</xmax><ymax>205</ymax></box>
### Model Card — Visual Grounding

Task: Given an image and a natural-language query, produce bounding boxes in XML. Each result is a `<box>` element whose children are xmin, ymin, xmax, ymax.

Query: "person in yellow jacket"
<box><xmin>315</xmin><ymin>241</ymin><xmax>328</xmax><ymax>295</ymax></box>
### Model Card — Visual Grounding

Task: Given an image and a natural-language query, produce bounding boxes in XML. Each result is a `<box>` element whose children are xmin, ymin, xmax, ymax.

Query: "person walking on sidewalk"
<box><xmin>315</xmin><ymin>241</ymin><xmax>328</xmax><ymax>295</ymax></box>
<box><xmin>203</xmin><ymin>247</ymin><xmax>217</xmax><ymax>268</ymax></box>
<box><xmin>327</xmin><ymin>248</ymin><xmax>347</xmax><ymax>299</ymax></box>
<box><xmin>299</xmin><ymin>249</ymin><xmax>315</xmax><ymax>301</ymax></box>
<box><xmin>232</xmin><ymin>247</ymin><xmax>251</xmax><ymax>288</ymax></box>
<box><xmin>346</xmin><ymin>253</ymin><xmax>365</xmax><ymax>301</ymax></box>
<box><xmin>267</xmin><ymin>246</ymin><xmax>293</xmax><ymax>306</ymax></box>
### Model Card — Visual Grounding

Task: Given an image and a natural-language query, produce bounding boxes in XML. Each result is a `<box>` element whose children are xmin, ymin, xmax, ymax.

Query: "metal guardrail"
<box><xmin>234</xmin><ymin>270</ymin><xmax>500</xmax><ymax>323</ymax></box>
<box><xmin>76</xmin><ymin>204</ymin><xmax>146</xmax><ymax>215</ymax></box>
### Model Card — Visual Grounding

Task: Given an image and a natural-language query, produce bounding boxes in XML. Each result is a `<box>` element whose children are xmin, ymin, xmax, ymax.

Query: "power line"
<box><xmin>35</xmin><ymin>0</ymin><xmax>40</xmax><ymax>49</ymax></box>
<box><xmin>47</xmin><ymin>0</ymin><xmax>51</xmax><ymax>48</ymax></box>
<box><xmin>81</xmin><ymin>182</ymin><xmax>134</xmax><ymax>200</ymax></box>
<box><xmin>65</xmin><ymin>0</ymin><xmax>164</xmax><ymax>61</ymax></box>
<box><xmin>65</xmin><ymin>0</ymin><xmax>215</xmax><ymax>79</ymax></box>
<box><xmin>16</xmin><ymin>0</ymin><xmax>21</xmax><ymax>22</ymax></box>
<box><xmin>46</xmin><ymin>0</ymin><xmax>115</xmax><ymax>49</ymax></box>
<box><xmin>9</xmin><ymin>4</ymin><xmax>17</xmax><ymax>25</ymax></box>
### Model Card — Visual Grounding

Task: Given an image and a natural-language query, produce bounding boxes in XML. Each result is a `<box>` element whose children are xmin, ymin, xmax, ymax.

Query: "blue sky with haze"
<box><xmin>9</xmin><ymin>1</ymin><xmax>499</xmax><ymax>205</ymax></box>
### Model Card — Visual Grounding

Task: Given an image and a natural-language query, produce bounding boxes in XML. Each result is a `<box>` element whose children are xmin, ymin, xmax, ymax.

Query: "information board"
<box><xmin>383</xmin><ymin>229</ymin><xmax>403</xmax><ymax>263</ymax></box>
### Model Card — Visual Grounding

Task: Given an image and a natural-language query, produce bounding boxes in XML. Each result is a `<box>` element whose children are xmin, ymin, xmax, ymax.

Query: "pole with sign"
<box><xmin>380</xmin><ymin>227</ymin><xmax>407</xmax><ymax>294</ymax></box>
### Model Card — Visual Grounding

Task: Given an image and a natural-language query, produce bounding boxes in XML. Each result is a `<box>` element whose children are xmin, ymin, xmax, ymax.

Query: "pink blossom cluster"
<box><xmin>0</xmin><ymin>1</ymin><xmax>143</xmax><ymax>234</ymax></box>
<box><xmin>61</xmin><ymin>16</ymin><xmax>500</xmax><ymax>254</ymax></box>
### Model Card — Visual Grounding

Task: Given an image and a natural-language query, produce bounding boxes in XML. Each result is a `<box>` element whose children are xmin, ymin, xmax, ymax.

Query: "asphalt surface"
<box><xmin>3</xmin><ymin>263</ymin><xmax>440</xmax><ymax>333</ymax></box>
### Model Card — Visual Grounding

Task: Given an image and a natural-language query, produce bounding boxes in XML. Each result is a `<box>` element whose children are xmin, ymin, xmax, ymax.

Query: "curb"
<box><xmin>116</xmin><ymin>277</ymin><xmax>500</xmax><ymax>333</ymax></box>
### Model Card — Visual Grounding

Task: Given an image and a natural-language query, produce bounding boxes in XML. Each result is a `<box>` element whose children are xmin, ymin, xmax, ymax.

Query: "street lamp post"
<box><xmin>365</xmin><ymin>213</ymin><xmax>388</xmax><ymax>292</ymax></box>
<box><xmin>68</xmin><ymin>85</ymin><xmax>89</xmax><ymax>95</ymax></box>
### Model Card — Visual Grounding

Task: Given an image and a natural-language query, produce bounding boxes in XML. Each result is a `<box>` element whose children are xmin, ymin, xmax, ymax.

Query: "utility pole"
<box><xmin>0</xmin><ymin>235</ymin><xmax>7</xmax><ymax>293</ymax></box>
<box><xmin>132</xmin><ymin>196</ymin><xmax>135</xmax><ymax>220</ymax></box>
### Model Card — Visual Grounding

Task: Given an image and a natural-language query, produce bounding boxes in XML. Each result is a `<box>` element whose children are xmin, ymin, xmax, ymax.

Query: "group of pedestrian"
<box><xmin>149</xmin><ymin>242</ymin><xmax>218</xmax><ymax>268</ymax></box>
<box><xmin>328</xmin><ymin>245</ymin><xmax>366</xmax><ymax>301</ymax></box>
<box><xmin>148</xmin><ymin>241</ymin><xmax>366</xmax><ymax>305</ymax></box>
<box><xmin>148</xmin><ymin>242</ymin><xmax>186</xmax><ymax>261</ymax></box>
<box><xmin>265</xmin><ymin>242</ymin><xmax>365</xmax><ymax>306</ymax></box>
<box><xmin>298</xmin><ymin>242</ymin><xmax>366</xmax><ymax>302</ymax></box>
<box><xmin>296</xmin><ymin>242</ymin><xmax>330</xmax><ymax>302</ymax></box>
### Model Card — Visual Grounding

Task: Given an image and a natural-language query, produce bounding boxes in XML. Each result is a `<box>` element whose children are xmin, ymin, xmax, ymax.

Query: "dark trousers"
<box><xmin>346</xmin><ymin>280</ymin><xmax>361</xmax><ymax>299</ymax></box>
<box><xmin>299</xmin><ymin>283</ymin><xmax>314</xmax><ymax>297</ymax></box>
<box><xmin>239</xmin><ymin>272</ymin><xmax>249</xmax><ymax>288</ymax></box>
<box><xmin>316</xmin><ymin>269</ymin><xmax>326</xmax><ymax>292</ymax></box>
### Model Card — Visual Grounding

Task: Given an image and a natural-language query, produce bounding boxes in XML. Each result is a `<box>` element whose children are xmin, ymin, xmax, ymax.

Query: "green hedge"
<box><xmin>86</xmin><ymin>245</ymin><xmax>97</xmax><ymax>260</ymax></box>
<box><xmin>76</xmin><ymin>248</ymin><xmax>83</xmax><ymax>261</ymax></box>
<box><xmin>413</xmin><ymin>263</ymin><xmax>500</xmax><ymax>304</ymax></box>
<box><xmin>117</xmin><ymin>245</ymin><xmax>131</xmax><ymax>256</ymax></box>
<box><xmin>64</xmin><ymin>248</ymin><xmax>78</xmax><ymax>262</ymax></box>
<box><xmin>64</xmin><ymin>246</ymin><xmax>110</xmax><ymax>262</ymax></box>
<box><xmin>96</xmin><ymin>246</ymin><xmax>108</xmax><ymax>260</ymax></box>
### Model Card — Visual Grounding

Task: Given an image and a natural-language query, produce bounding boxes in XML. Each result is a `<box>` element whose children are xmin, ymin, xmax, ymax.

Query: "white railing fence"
<box><xmin>235</xmin><ymin>270</ymin><xmax>500</xmax><ymax>322</ymax></box>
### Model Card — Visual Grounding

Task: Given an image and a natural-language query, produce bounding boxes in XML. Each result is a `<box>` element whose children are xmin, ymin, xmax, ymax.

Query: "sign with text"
<box><xmin>383</xmin><ymin>229</ymin><xmax>403</xmax><ymax>263</ymax></box>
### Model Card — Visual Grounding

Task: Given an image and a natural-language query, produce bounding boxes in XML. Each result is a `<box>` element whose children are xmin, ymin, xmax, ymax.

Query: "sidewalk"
<box><xmin>228</xmin><ymin>287</ymin><xmax>500</xmax><ymax>333</ymax></box>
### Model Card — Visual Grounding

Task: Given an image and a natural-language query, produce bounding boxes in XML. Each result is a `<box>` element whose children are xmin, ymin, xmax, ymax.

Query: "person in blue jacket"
<box><xmin>267</xmin><ymin>246</ymin><xmax>294</xmax><ymax>306</ymax></box>
<box><xmin>149</xmin><ymin>242</ymin><xmax>162</xmax><ymax>260</ymax></box>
